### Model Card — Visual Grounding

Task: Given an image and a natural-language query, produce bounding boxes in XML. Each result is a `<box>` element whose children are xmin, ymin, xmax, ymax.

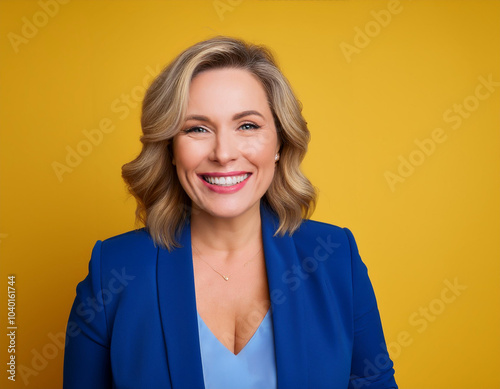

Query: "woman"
<box><xmin>63</xmin><ymin>36</ymin><xmax>398</xmax><ymax>389</ymax></box>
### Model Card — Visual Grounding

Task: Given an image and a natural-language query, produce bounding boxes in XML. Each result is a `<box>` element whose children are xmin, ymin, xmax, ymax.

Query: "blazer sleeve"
<box><xmin>63</xmin><ymin>240</ymin><xmax>112</xmax><ymax>389</ymax></box>
<box><xmin>343</xmin><ymin>228</ymin><xmax>398</xmax><ymax>389</ymax></box>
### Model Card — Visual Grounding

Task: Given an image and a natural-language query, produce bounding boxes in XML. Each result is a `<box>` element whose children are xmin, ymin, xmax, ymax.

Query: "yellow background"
<box><xmin>1</xmin><ymin>0</ymin><xmax>499</xmax><ymax>388</ymax></box>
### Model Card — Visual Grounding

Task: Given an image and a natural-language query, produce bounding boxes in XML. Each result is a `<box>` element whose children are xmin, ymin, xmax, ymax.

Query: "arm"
<box><xmin>63</xmin><ymin>240</ymin><xmax>112</xmax><ymax>389</ymax></box>
<box><xmin>343</xmin><ymin>228</ymin><xmax>398</xmax><ymax>389</ymax></box>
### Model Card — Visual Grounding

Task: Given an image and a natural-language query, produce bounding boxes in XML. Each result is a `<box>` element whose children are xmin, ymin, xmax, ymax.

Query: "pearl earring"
<box><xmin>274</xmin><ymin>154</ymin><xmax>279</xmax><ymax>161</ymax></box>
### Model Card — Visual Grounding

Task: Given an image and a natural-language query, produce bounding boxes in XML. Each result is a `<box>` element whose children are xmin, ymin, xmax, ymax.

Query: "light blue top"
<box><xmin>196</xmin><ymin>308</ymin><xmax>278</xmax><ymax>389</ymax></box>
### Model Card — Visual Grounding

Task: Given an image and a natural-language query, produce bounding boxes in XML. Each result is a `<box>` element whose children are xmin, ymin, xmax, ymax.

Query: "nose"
<box><xmin>209</xmin><ymin>129</ymin><xmax>239</xmax><ymax>165</ymax></box>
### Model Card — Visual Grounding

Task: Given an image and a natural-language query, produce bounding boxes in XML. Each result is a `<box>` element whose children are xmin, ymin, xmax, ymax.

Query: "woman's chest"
<box><xmin>192</xmin><ymin>253</ymin><xmax>271</xmax><ymax>355</ymax></box>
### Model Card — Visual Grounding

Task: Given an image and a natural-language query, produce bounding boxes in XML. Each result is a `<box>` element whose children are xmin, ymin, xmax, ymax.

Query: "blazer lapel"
<box><xmin>156</xmin><ymin>203</ymin><xmax>308</xmax><ymax>389</ymax></box>
<box><xmin>261</xmin><ymin>204</ymin><xmax>308</xmax><ymax>389</ymax></box>
<box><xmin>157</xmin><ymin>221</ymin><xmax>205</xmax><ymax>389</ymax></box>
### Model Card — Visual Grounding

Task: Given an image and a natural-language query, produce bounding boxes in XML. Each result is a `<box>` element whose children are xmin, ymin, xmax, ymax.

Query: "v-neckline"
<box><xmin>197</xmin><ymin>308</ymin><xmax>272</xmax><ymax>356</ymax></box>
<box><xmin>156</xmin><ymin>203</ymin><xmax>309</xmax><ymax>389</ymax></box>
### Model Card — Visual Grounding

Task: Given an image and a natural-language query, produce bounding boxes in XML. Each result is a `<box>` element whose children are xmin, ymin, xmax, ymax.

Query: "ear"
<box><xmin>275</xmin><ymin>143</ymin><xmax>281</xmax><ymax>158</ymax></box>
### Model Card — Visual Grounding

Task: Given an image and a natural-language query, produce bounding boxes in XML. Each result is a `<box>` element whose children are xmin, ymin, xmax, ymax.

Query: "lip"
<box><xmin>197</xmin><ymin>172</ymin><xmax>252</xmax><ymax>194</ymax></box>
<box><xmin>199</xmin><ymin>171</ymin><xmax>250</xmax><ymax>177</ymax></box>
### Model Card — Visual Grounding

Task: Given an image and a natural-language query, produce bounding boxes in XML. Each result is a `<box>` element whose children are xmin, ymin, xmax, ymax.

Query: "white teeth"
<box><xmin>204</xmin><ymin>174</ymin><xmax>249</xmax><ymax>186</ymax></box>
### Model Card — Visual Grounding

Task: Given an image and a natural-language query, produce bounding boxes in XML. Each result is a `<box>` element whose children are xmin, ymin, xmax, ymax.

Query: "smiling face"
<box><xmin>172</xmin><ymin>67</ymin><xmax>280</xmax><ymax>220</ymax></box>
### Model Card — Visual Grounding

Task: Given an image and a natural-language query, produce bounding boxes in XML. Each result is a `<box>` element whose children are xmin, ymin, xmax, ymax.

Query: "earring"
<box><xmin>274</xmin><ymin>153</ymin><xmax>279</xmax><ymax>162</ymax></box>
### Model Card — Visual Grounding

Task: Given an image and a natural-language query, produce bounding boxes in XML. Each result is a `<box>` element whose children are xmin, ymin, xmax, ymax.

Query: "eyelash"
<box><xmin>183</xmin><ymin>123</ymin><xmax>261</xmax><ymax>133</ymax></box>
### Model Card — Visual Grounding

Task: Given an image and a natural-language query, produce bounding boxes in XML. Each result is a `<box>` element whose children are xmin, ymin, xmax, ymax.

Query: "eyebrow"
<box><xmin>185</xmin><ymin>110</ymin><xmax>264</xmax><ymax>122</ymax></box>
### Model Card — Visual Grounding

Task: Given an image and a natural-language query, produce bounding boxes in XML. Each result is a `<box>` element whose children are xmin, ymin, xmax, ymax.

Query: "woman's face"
<box><xmin>172</xmin><ymin>67</ymin><xmax>280</xmax><ymax>220</ymax></box>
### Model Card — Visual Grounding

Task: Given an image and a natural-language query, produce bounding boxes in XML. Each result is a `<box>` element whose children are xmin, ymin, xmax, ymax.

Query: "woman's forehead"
<box><xmin>185</xmin><ymin>68</ymin><xmax>272</xmax><ymax>119</ymax></box>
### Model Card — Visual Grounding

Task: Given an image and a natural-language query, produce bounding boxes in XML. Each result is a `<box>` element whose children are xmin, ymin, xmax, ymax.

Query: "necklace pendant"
<box><xmin>223</xmin><ymin>275</ymin><xmax>229</xmax><ymax>281</ymax></box>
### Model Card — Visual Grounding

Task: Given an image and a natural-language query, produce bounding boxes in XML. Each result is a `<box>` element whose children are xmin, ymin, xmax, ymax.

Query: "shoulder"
<box><xmin>294</xmin><ymin>218</ymin><xmax>350</xmax><ymax>242</ymax></box>
<box><xmin>100</xmin><ymin>227</ymin><xmax>154</xmax><ymax>249</ymax></box>
<box><xmin>291</xmin><ymin>218</ymin><xmax>359</xmax><ymax>260</ymax></box>
<box><xmin>93</xmin><ymin>228</ymin><xmax>158</xmax><ymax>267</ymax></box>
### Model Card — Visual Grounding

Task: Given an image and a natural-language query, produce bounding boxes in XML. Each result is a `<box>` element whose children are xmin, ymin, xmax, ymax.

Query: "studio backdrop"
<box><xmin>0</xmin><ymin>0</ymin><xmax>499</xmax><ymax>388</ymax></box>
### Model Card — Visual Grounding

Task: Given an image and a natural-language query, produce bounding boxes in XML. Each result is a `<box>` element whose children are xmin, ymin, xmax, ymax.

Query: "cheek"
<box><xmin>240</xmin><ymin>132</ymin><xmax>278</xmax><ymax>159</ymax></box>
<box><xmin>173</xmin><ymin>139</ymin><xmax>203</xmax><ymax>172</ymax></box>
<box><xmin>243</xmin><ymin>144</ymin><xmax>277</xmax><ymax>180</ymax></box>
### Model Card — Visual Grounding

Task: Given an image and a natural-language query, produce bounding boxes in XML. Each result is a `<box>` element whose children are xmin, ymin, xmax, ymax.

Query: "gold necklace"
<box><xmin>192</xmin><ymin>244</ymin><xmax>263</xmax><ymax>281</ymax></box>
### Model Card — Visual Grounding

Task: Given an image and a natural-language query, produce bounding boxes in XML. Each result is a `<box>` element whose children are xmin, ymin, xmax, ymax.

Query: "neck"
<box><xmin>190</xmin><ymin>202</ymin><xmax>262</xmax><ymax>254</ymax></box>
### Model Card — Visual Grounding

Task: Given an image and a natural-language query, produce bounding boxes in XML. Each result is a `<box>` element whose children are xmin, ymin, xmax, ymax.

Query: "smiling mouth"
<box><xmin>202</xmin><ymin>173</ymin><xmax>250</xmax><ymax>186</ymax></box>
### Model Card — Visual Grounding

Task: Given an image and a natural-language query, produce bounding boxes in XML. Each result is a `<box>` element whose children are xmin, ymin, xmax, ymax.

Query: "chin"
<box><xmin>204</xmin><ymin>207</ymin><xmax>248</xmax><ymax>219</ymax></box>
<box><xmin>198</xmin><ymin>200</ymin><xmax>259</xmax><ymax>220</ymax></box>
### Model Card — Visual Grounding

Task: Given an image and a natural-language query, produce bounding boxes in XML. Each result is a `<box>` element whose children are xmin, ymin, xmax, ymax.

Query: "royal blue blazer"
<box><xmin>63</xmin><ymin>204</ymin><xmax>398</xmax><ymax>389</ymax></box>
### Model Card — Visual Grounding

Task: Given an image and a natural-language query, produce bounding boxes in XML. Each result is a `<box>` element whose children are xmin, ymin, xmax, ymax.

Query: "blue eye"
<box><xmin>240</xmin><ymin>123</ymin><xmax>260</xmax><ymax>130</ymax></box>
<box><xmin>184</xmin><ymin>126</ymin><xmax>208</xmax><ymax>133</ymax></box>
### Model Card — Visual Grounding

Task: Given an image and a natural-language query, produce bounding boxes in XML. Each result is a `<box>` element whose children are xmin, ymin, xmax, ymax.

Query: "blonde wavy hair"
<box><xmin>122</xmin><ymin>36</ymin><xmax>316</xmax><ymax>250</ymax></box>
